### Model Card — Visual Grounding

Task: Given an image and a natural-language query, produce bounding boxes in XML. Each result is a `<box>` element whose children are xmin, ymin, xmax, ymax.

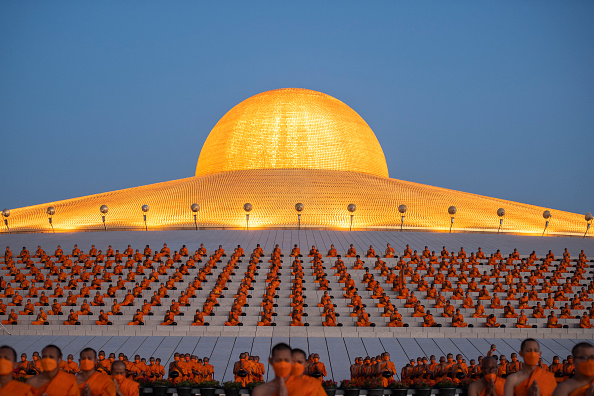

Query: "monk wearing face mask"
<box><xmin>26</xmin><ymin>344</ymin><xmax>80</xmax><ymax>395</ymax></box>
<box><xmin>76</xmin><ymin>347</ymin><xmax>116</xmax><ymax>395</ymax></box>
<box><xmin>551</xmin><ymin>342</ymin><xmax>594</xmax><ymax>396</ymax></box>
<box><xmin>0</xmin><ymin>345</ymin><xmax>34</xmax><ymax>395</ymax></box>
<box><xmin>252</xmin><ymin>343</ymin><xmax>293</xmax><ymax>396</ymax></box>
<box><xmin>503</xmin><ymin>338</ymin><xmax>557</xmax><ymax>396</ymax></box>
<box><xmin>284</xmin><ymin>348</ymin><xmax>326</xmax><ymax>396</ymax></box>
<box><xmin>111</xmin><ymin>360</ymin><xmax>139</xmax><ymax>396</ymax></box>
<box><xmin>468</xmin><ymin>356</ymin><xmax>505</xmax><ymax>396</ymax></box>
<box><xmin>379</xmin><ymin>353</ymin><xmax>396</xmax><ymax>387</ymax></box>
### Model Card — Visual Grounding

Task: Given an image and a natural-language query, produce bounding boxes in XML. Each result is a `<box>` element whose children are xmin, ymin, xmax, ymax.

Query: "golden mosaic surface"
<box><xmin>4</xmin><ymin>88</ymin><xmax>589</xmax><ymax>237</ymax></box>
<box><xmin>195</xmin><ymin>88</ymin><xmax>389</xmax><ymax>178</ymax></box>
<box><xmin>4</xmin><ymin>169</ymin><xmax>587</xmax><ymax>236</ymax></box>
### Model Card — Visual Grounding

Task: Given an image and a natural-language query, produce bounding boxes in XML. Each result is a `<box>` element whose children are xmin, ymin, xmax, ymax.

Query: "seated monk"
<box><xmin>366</xmin><ymin>246</ymin><xmax>376</xmax><ymax>258</ymax></box>
<box><xmin>95</xmin><ymin>310</ymin><xmax>111</xmax><ymax>325</ymax></box>
<box><xmin>547</xmin><ymin>312</ymin><xmax>562</xmax><ymax>328</ymax></box>
<box><xmin>191</xmin><ymin>309</ymin><xmax>205</xmax><ymax>326</ymax></box>
<box><xmin>532</xmin><ymin>303</ymin><xmax>545</xmax><ymax>318</ymax></box>
<box><xmin>323</xmin><ymin>313</ymin><xmax>337</xmax><ymax>327</ymax></box>
<box><xmin>1</xmin><ymin>309</ymin><xmax>17</xmax><ymax>325</ymax></box>
<box><xmin>161</xmin><ymin>310</ymin><xmax>176</xmax><ymax>326</ymax></box>
<box><xmin>491</xmin><ymin>294</ymin><xmax>503</xmax><ymax>309</ymax></box>
<box><xmin>385</xmin><ymin>244</ymin><xmax>396</xmax><ymax>258</ymax></box>
<box><xmin>452</xmin><ymin>309</ymin><xmax>468</xmax><ymax>327</ymax></box>
<box><xmin>423</xmin><ymin>310</ymin><xmax>439</xmax><ymax>327</ymax></box>
<box><xmin>515</xmin><ymin>310</ymin><xmax>532</xmax><ymax>328</ymax></box>
<box><xmin>346</xmin><ymin>244</ymin><xmax>357</xmax><ymax>257</ymax></box>
<box><xmin>472</xmin><ymin>303</ymin><xmax>487</xmax><ymax>318</ymax></box>
<box><xmin>443</xmin><ymin>301</ymin><xmax>455</xmax><ymax>317</ymax></box>
<box><xmin>485</xmin><ymin>314</ymin><xmax>501</xmax><ymax>328</ymax></box>
<box><xmin>502</xmin><ymin>338</ymin><xmax>557</xmax><ymax>396</ymax></box>
<box><xmin>32</xmin><ymin>308</ymin><xmax>49</xmax><ymax>325</ymax></box>
<box><xmin>128</xmin><ymin>309</ymin><xmax>144</xmax><ymax>325</ymax></box>
<box><xmin>579</xmin><ymin>312</ymin><xmax>593</xmax><ymax>328</ymax></box>
<box><xmin>463</xmin><ymin>293</ymin><xmax>475</xmax><ymax>309</ymax></box>
<box><xmin>327</xmin><ymin>245</ymin><xmax>337</xmax><ymax>257</ymax></box>
<box><xmin>356</xmin><ymin>309</ymin><xmax>373</xmax><ymax>327</ymax></box>
<box><xmin>504</xmin><ymin>303</ymin><xmax>518</xmax><ymax>318</ymax></box>
<box><xmin>388</xmin><ymin>310</ymin><xmax>406</xmax><ymax>327</ymax></box>
<box><xmin>412</xmin><ymin>303</ymin><xmax>426</xmax><ymax>317</ymax></box>
<box><xmin>63</xmin><ymin>309</ymin><xmax>80</xmax><ymax>325</ymax></box>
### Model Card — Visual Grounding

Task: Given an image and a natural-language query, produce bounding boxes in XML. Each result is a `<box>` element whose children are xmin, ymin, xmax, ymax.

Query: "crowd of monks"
<box><xmin>2</xmin><ymin>339</ymin><xmax>593</xmax><ymax>396</ymax></box>
<box><xmin>0</xmin><ymin>344</ymin><xmax>139</xmax><ymax>395</ymax></box>
<box><xmin>1</xmin><ymin>243</ymin><xmax>593</xmax><ymax>330</ymax></box>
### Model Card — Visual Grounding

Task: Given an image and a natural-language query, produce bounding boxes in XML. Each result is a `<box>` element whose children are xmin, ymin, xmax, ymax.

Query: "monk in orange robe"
<box><xmin>308</xmin><ymin>354</ymin><xmax>327</xmax><ymax>382</ymax></box>
<box><xmin>485</xmin><ymin>314</ymin><xmax>501</xmax><ymax>328</ymax></box>
<box><xmin>111</xmin><ymin>360</ymin><xmax>139</xmax><ymax>396</ymax></box>
<box><xmin>502</xmin><ymin>338</ymin><xmax>557</xmax><ymax>396</ymax></box>
<box><xmin>233</xmin><ymin>353</ymin><xmax>251</xmax><ymax>387</ymax></box>
<box><xmin>0</xmin><ymin>345</ymin><xmax>35</xmax><ymax>395</ymax></box>
<box><xmin>551</xmin><ymin>342</ymin><xmax>594</xmax><ymax>396</ymax></box>
<box><xmin>423</xmin><ymin>310</ymin><xmax>439</xmax><ymax>327</ymax></box>
<box><xmin>75</xmin><ymin>347</ymin><xmax>116</xmax><ymax>395</ymax></box>
<box><xmin>547</xmin><ymin>312</ymin><xmax>563</xmax><ymax>328</ymax></box>
<box><xmin>253</xmin><ymin>345</ymin><xmax>325</xmax><ymax>396</ymax></box>
<box><xmin>452</xmin><ymin>309</ymin><xmax>468</xmax><ymax>327</ymax></box>
<box><xmin>516</xmin><ymin>311</ymin><xmax>532</xmax><ymax>328</ymax></box>
<box><xmin>468</xmin><ymin>356</ymin><xmax>505</xmax><ymax>396</ymax></box>
<box><xmin>26</xmin><ymin>344</ymin><xmax>80</xmax><ymax>395</ymax></box>
<box><xmin>32</xmin><ymin>308</ymin><xmax>48</xmax><ymax>325</ymax></box>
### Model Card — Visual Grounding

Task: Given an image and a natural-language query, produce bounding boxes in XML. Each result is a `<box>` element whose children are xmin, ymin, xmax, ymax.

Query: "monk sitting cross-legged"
<box><xmin>452</xmin><ymin>309</ymin><xmax>468</xmax><ymax>327</ymax></box>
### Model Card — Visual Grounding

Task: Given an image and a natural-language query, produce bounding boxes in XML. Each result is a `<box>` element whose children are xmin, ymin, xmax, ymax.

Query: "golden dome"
<box><xmin>195</xmin><ymin>88</ymin><xmax>389</xmax><ymax>178</ymax></box>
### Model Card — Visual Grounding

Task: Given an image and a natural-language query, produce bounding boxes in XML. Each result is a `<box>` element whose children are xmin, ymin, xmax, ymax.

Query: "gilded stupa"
<box><xmin>2</xmin><ymin>88</ymin><xmax>590</xmax><ymax>236</ymax></box>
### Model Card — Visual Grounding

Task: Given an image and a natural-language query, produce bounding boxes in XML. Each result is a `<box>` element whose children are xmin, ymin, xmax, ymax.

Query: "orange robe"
<box><xmin>31</xmin><ymin>369</ymin><xmax>80</xmax><ymax>396</ymax></box>
<box><xmin>0</xmin><ymin>380</ymin><xmax>35</xmax><ymax>396</ymax></box>
<box><xmin>77</xmin><ymin>371</ymin><xmax>116</xmax><ymax>396</ymax></box>
<box><xmin>114</xmin><ymin>376</ymin><xmax>139</xmax><ymax>396</ymax></box>
<box><xmin>285</xmin><ymin>375</ymin><xmax>326</xmax><ymax>396</ymax></box>
<box><xmin>568</xmin><ymin>381</ymin><xmax>594</xmax><ymax>396</ymax></box>
<box><xmin>513</xmin><ymin>367</ymin><xmax>557</xmax><ymax>396</ymax></box>
<box><xmin>479</xmin><ymin>377</ymin><xmax>505</xmax><ymax>396</ymax></box>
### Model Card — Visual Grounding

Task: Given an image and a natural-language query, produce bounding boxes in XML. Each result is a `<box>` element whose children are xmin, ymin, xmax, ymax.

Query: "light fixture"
<box><xmin>191</xmin><ymin>203</ymin><xmax>200</xmax><ymax>230</ymax></box>
<box><xmin>2</xmin><ymin>209</ymin><xmax>10</xmax><ymax>234</ymax></box>
<box><xmin>497</xmin><ymin>208</ymin><xmax>505</xmax><ymax>234</ymax></box>
<box><xmin>542</xmin><ymin>210</ymin><xmax>551</xmax><ymax>236</ymax></box>
<box><xmin>244</xmin><ymin>203</ymin><xmax>252</xmax><ymax>230</ymax></box>
<box><xmin>46</xmin><ymin>206</ymin><xmax>55</xmax><ymax>233</ymax></box>
<box><xmin>448</xmin><ymin>206</ymin><xmax>457</xmax><ymax>233</ymax></box>
<box><xmin>295</xmin><ymin>203</ymin><xmax>304</xmax><ymax>230</ymax></box>
<box><xmin>100</xmin><ymin>205</ymin><xmax>109</xmax><ymax>231</ymax></box>
<box><xmin>585</xmin><ymin>212</ymin><xmax>593</xmax><ymax>238</ymax></box>
<box><xmin>347</xmin><ymin>204</ymin><xmax>356</xmax><ymax>231</ymax></box>
<box><xmin>141</xmin><ymin>205</ymin><xmax>149</xmax><ymax>231</ymax></box>
<box><xmin>398</xmin><ymin>204</ymin><xmax>407</xmax><ymax>231</ymax></box>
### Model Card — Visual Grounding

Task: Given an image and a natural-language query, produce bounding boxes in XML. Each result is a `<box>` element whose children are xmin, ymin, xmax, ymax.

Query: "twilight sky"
<box><xmin>1</xmin><ymin>1</ymin><xmax>592</xmax><ymax>215</ymax></box>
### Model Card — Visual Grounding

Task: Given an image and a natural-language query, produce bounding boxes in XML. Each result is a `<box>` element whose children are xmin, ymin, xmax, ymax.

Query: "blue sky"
<box><xmin>1</xmin><ymin>1</ymin><xmax>592</xmax><ymax>215</ymax></box>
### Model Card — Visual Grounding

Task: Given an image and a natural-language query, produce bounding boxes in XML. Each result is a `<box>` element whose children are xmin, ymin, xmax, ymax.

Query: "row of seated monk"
<box><xmin>0</xmin><ymin>243</ymin><xmax>591</xmax><ymax>328</ymax></box>
<box><xmin>3</xmin><ymin>339</ymin><xmax>594</xmax><ymax>396</ymax></box>
<box><xmin>4</xmin><ymin>243</ymin><xmax>591</xmax><ymax>270</ymax></box>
